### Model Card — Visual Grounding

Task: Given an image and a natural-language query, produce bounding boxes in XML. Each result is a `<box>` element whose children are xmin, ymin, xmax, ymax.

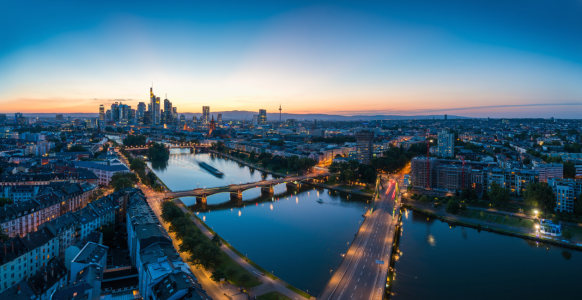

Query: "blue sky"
<box><xmin>1</xmin><ymin>0</ymin><xmax>581</xmax><ymax>118</ymax></box>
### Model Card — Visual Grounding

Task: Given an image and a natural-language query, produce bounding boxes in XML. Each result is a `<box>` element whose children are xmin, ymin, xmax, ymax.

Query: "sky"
<box><xmin>1</xmin><ymin>0</ymin><xmax>581</xmax><ymax>118</ymax></box>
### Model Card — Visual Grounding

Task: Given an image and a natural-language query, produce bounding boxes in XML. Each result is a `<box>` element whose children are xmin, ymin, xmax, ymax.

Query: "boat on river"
<box><xmin>198</xmin><ymin>162</ymin><xmax>224</xmax><ymax>176</ymax></box>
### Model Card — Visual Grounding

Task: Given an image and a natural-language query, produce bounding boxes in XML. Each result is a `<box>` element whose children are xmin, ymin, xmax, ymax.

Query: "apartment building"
<box><xmin>548</xmin><ymin>178</ymin><xmax>582</xmax><ymax>213</ymax></box>
<box><xmin>0</xmin><ymin>227</ymin><xmax>59</xmax><ymax>293</ymax></box>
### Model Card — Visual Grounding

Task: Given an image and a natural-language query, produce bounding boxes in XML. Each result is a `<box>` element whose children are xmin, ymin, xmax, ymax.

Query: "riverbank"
<box><xmin>402</xmin><ymin>200</ymin><xmax>582</xmax><ymax>251</ymax></box>
<box><xmin>303</xmin><ymin>179</ymin><xmax>374</xmax><ymax>198</ymax></box>
<box><xmin>209</xmin><ymin>150</ymin><xmax>292</xmax><ymax>177</ymax></box>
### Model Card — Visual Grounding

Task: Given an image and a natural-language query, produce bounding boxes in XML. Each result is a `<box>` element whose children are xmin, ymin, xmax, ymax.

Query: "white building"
<box><xmin>437</xmin><ymin>130</ymin><xmax>454</xmax><ymax>158</ymax></box>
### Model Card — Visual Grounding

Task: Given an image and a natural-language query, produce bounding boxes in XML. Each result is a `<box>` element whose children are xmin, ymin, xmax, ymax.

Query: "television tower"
<box><xmin>279</xmin><ymin>104</ymin><xmax>282</xmax><ymax>122</ymax></box>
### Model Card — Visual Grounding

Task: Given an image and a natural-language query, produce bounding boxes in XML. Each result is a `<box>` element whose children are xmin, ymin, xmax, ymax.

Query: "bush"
<box><xmin>446</xmin><ymin>200</ymin><xmax>460</xmax><ymax>214</ymax></box>
<box><xmin>562</xmin><ymin>230</ymin><xmax>572</xmax><ymax>240</ymax></box>
<box><xmin>419</xmin><ymin>196</ymin><xmax>431</xmax><ymax>203</ymax></box>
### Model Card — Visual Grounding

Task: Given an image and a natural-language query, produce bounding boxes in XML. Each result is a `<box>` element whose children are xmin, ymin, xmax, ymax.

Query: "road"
<box><xmin>319</xmin><ymin>175</ymin><xmax>401</xmax><ymax>300</ymax></box>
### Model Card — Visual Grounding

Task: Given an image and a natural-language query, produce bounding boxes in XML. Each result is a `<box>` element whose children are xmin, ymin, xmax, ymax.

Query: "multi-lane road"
<box><xmin>319</xmin><ymin>176</ymin><xmax>401</xmax><ymax>300</ymax></box>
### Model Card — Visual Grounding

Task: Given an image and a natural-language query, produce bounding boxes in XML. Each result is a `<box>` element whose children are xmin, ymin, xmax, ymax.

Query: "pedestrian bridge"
<box><xmin>165</xmin><ymin>173</ymin><xmax>330</xmax><ymax>206</ymax></box>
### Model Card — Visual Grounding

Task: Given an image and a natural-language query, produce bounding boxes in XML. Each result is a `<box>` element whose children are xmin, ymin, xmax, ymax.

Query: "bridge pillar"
<box><xmin>286</xmin><ymin>182</ymin><xmax>302</xmax><ymax>190</ymax></box>
<box><xmin>261</xmin><ymin>185</ymin><xmax>274</xmax><ymax>195</ymax></box>
<box><xmin>230</xmin><ymin>190</ymin><xmax>243</xmax><ymax>202</ymax></box>
<box><xmin>196</xmin><ymin>196</ymin><xmax>207</xmax><ymax>207</ymax></box>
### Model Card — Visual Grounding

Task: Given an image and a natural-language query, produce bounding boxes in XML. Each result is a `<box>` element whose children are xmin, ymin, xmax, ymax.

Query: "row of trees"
<box><xmin>123</xmin><ymin>135</ymin><xmax>147</xmax><ymax>147</ymax></box>
<box><xmin>251</xmin><ymin>152</ymin><xmax>316</xmax><ymax>174</ymax></box>
<box><xmin>160</xmin><ymin>201</ymin><xmax>255</xmax><ymax>286</ymax></box>
<box><xmin>329</xmin><ymin>160</ymin><xmax>377</xmax><ymax>184</ymax></box>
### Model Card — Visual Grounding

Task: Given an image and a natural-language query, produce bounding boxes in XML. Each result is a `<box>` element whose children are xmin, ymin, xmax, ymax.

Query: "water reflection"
<box><xmin>392</xmin><ymin>210</ymin><xmax>582</xmax><ymax>300</ymax></box>
<box><xmin>150</xmin><ymin>160</ymin><xmax>168</xmax><ymax>171</ymax></box>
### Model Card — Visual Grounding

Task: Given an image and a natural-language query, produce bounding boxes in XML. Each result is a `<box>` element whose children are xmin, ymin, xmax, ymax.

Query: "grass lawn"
<box><xmin>217</xmin><ymin>249</ymin><xmax>262</xmax><ymax>288</ymax></box>
<box><xmin>257</xmin><ymin>291</ymin><xmax>292</xmax><ymax>300</ymax></box>
<box><xmin>564</xmin><ymin>225</ymin><xmax>582</xmax><ymax>240</ymax></box>
<box><xmin>338</xmin><ymin>184</ymin><xmax>358</xmax><ymax>190</ymax></box>
<box><xmin>462</xmin><ymin>209</ymin><xmax>534</xmax><ymax>229</ymax></box>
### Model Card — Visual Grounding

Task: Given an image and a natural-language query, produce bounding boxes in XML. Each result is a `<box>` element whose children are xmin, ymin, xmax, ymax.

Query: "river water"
<box><xmin>149</xmin><ymin>151</ymin><xmax>370</xmax><ymax>295</ymax></box>
<box><xmin>391</xmin><ymin>208</ymin><xmax>582</xmax><ymax>300</ymax></box>
<box><xmin>149</xmin><ymin>151</ymin><xmax>582</xmax><ymax>298</ymax></box>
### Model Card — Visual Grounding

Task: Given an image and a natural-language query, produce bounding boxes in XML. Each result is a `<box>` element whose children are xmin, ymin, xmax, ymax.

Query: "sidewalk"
<box><xmin>174</xmin><ymin>200</ymin><xmax>312</xmax><ymax>300</ymax></box>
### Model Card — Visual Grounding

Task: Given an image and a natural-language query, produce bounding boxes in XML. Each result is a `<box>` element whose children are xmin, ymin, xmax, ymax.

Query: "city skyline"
<box><xmin>1</xmin><ymin>1</ymin><xmax>582</xmax><ymax>118</ymax></box>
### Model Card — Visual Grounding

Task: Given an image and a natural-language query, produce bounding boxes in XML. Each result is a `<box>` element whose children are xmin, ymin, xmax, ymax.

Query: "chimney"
<box><xmin>17</xmin><ymin>285</ymin><xmax>21</xmax><ymax>294</ymax></box>
<box><xmin>44</xmin><ymin>271</ymin><xmax>48</xmax><ymax>282</ymax></box>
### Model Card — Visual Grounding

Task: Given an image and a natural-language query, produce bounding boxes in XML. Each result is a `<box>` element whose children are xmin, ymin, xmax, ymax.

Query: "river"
<box><xmin>391</xmin><ymin>208</ymin><xmax>582</xmax><ymax>300</ymax></box>
<box><xmin>148</xmin><ymin>151</ymin><xmax>370</xmax><ymax>295</ymax></box>
<box><xmin>149</xmin><ymin>151</ymin><xmax>582</xmax><ymax>298</ymax></box>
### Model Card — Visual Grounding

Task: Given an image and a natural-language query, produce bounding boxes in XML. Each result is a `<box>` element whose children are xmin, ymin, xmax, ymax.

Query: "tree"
<box><xmin>212</xmin><ymin>234</ymin><xmax>222</xmax><ymax>247</ymax></box>
<box><xmin>419</xmin><ymin>195</ymin><xmax>431</xmax><ymax>203</ymax></box>
<box><xmin>460</xmin><ymin>188</ymin><xmax>478</xmax><ymax>201</ymax></box>
<box><xmin>446</xmin><ymin>200</ymin><xmax>459</xmax><ymax>214</ymax></box>
<box><xmin>249</xmin><ymin>151</ymin><xmax>256</xmax><ymax>162</ymax></box>
<box><xmin>0</xmin><ymin>197</ymin><xmax>12</xmax><ymax>207</ymax></box>
<box><xmin>488</xmin><ymin>182</ymin><xmax>510</xmax><ymax>205</ymax></box>
<box><xmin>123</xmin><ymin>135</ymin><xmax>147</xmax><ymax>147</ymax></box>
<box><xmin>68</xmin><ymin>145</ymin><xmax>86</xmax><ymax>152</ymax></box>
<box><xmin>162</xmin><ymin>201</ymin><xmax>184</xmax><ymax>222</ymax></box>
<box><xmin>563</xmin><ymin>162</ymin><xmax>576</xmax><ymax>179</ymax></box>
<box><xmin>523</xmin><ymin>182</ymin><xmax>556</xmax><ymax>212</ymax></box>
<box><xmin>211</xmin><ymin>269</ymin><xmax>226</xmax><ymax>282</ymax></box>
<box><xmin>148</xmin><ymin>142</ymin><xmax>170</xmax><ymax>161</ymax></box>
<box><xmin>130</xmin><ymin>159</ymin><xmax>146</xmax><ymax>173</ymax></box>
<box><xmin>147</xmin><ymin>172</ymin><xmax>158</xmax><ymax>186</ymax></box>
<box><xmin>238</xmin><ymin>273</ymin><xmax>253</xmax><ymax>287</ymax></box>
<box><xmin>109</xmin><ymin>173</ymin><xmax>137</xmax><ymax>191</ymax></box>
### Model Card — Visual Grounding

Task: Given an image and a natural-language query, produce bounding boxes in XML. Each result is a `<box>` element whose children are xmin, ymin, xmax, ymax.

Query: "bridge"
<box><xmin>165</xmin><ymin>173</ymin><xmax>330</xmax><ymax>206</ymax></box>
<box><xmin>124</xmin><ymin>144</ymin><xmax>210</xmax><ymax>153</ymax></box>
<box><xmin>318</xmin><ymin>176</ymin><xmax>402</xmax><ymax>300</ymax></box>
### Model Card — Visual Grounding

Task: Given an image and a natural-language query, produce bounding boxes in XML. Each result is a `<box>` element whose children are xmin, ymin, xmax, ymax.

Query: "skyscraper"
<box><xmin>99</xmin><ymin>105</ymin><xmax>105</xmax><ymax>121</ymax></box>
<box><xmin>137</xmin><ymin>102</ymin><xmax>146</xmax><ymax>125</ymax></box>
<box><xmin>164</xmin><ymin>97</ymin><xmax>172</xmax><ymax>125</ymax></box>
<box><xmin>258</xmin><ymin>109</ymin><xmax>267</xmax><ymax>125</ymax></box>
<box><xmin>437</xmin><ymin>130</ymin><xmax>455</xmax><ymax>158</ymax></box>
<box><xmin>172</xmin><ymin>107</ymin><xmax>178</xmax><ymax>125</ymax></box>
<box><xmin>202</xmin><ymin>106</ymin><xmax>210</xmax><ymax>124</ymax></box>
<box><xmin>356</xmin><ymin>130</ymin><xmax>374</xmax><ymax>164</ymax></box>
<box><xmin>217</xmin><ymin>114</ymin><xmax>222</xmax><ymax>124</ymax></box>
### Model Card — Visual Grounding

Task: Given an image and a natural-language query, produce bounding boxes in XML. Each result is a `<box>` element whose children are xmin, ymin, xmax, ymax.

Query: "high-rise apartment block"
<box><xmin>356</xmin><ymin>130</ymin><xmax>374</xmax><ymax>164</ymax></box>
<box><xmin>437</xmin><ymin>130</ymin><xmax>455</xmax><ymax>158</ymax></box>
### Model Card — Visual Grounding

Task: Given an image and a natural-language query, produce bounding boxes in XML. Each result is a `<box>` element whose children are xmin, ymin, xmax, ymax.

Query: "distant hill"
<box><xmin>15</xmin><ymin>111</ymin><xmax>468</xmax><ymax>121</ymax></box>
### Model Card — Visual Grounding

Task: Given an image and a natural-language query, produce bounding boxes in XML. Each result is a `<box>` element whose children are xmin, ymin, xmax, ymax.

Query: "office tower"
<box><xmin>202</xmin><ymin>106</ymin><xmax>210</xmax><ymax>124</ymax></box>
<box><xmin>192</xmin><ymin>116</ymin><xmax>198</xmax><ymax>123</ymax></box>
<box><xmin>137</xmin><ymin>102</ymin><xmax>146</xmax><ymax>124</ymax></box>
<box><xmin>217</xmin><ymin>114</ymin><xmax>222</xmax><ymax>124</ymax></box>
<box><xmin>252</xmin><ymin>115</ymin><xmax>258</xmax><ymax>126</ymax></box>
<box><xmin>356</xmin><ymin>130</ymin><xmax>374</xmax><ymax>164</ymax></box>
<box><xmin>144</xmin><ymin>111</ymin><xmax>151</xmax><ymax>125</ymax></box>
<box><xmin>105</xmin><ymin>110</ymin><xmax>111</xmax><ymax>121</ymax></box>
<box><xmin>164</xmin><ymin>98</ymin><xmax>172</xmax><ymax>125</ymax></box>
<box><xmin>259</xmin><ymin>109</ymin><xmax>267</xmax><ymax>125</ymax></box>
<box><xmin>0</xmin><ymin>114</ymin><xmax>7</xmax><ymax>123</ymax></box>
<box><xmin>149</xmin><ymin>87</ymin><xmax>161</xmax><ymax>125</ymax></box>
<box><xmin>111</xmin><ymin>103</ymin><xmax>119</xmax><ymax>122</ymax></box>
<box><xmin>444</xmin><ymin>114</ymin><xmax>448</xmax><ymax>120</ymax></box>
<box><xmin>15</xmin><ymin>113</ymin><xmax>26</xmax><ymax>125</ymax></box>
<box><xmin>180</xmin><ymin>114</ymin><xmax>185</xmax><ymax>124</ymax></box>
<box><xmin>99</xmin><ymin>105</ymin><xmax>105</xmax><ymax>121</ymax></box>
<box><xmin>172</xmin><ymin>107</ymin><xmax>178</xmax><ymax>125</ymax></box>
<box><xmin>437</xmin><ymin>130</ymin><xmax>455</xmax><ymax>158</ymax></box>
